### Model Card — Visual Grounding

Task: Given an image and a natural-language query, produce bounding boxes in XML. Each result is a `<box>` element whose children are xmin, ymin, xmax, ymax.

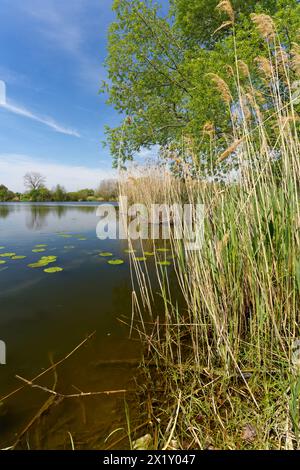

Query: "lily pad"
<box><xmin>99</xmin><ymin>252</ymin><xmax>113</xmax><ymax>257</ymax></box>
<box><xmin>28</xmin><ymin>256</ymin><xmax>57</xmax><ymax>268</ymax></box>
<box><xmin>11</xmin><ymin>255</ymin><xmax>27</xmax><ymax>260</ymax></box>
<box><xmin>157</xmin><ymin>248</ymin><xmax>170</xmax><ymax>253</ymax></box>
<box><xmin>144</xmin><ymin>252</ymin><xmax>154</xmax><ymax>256</ymax></box>
<box><xmin>59</xmin><ymin>234</ymin><xmax>72</xmax><ymax>238</ymax></box>
<box><xmin>108</xmin><ymin>259</ymin><xmax>124</xmax><ymax>265</ymax></box>
<box><xmin>77</xmin><ymin>237</ymin><xmax>87</xmax><ymax>241</ymax></box>
<box><xmin>0</xmin><ymin>253</ymin><xmax>16</xmax><ymax>258</ymax></box>
<box><xmin>136</xmin><ymin>257</ymin><xmax>147</xmax><ymax>262</ymax></box>
<box><xmin>40</xmin><ymin>256</ymin><xmax>57</xmax><ymax>262</ymax></box>
<box><xmin>0</xmin><ymin>260</ymin><xmax>6</xmax><ymax>265</ymax></box>
<box><xmin>32</xmin><ymin>248</ymin><xmax>46</xmax><ymax>253</ymax></box>
<box><xmin>28</xmin><ymin>261</ymin><xmax>49</xmax><ymax>268</ymax></box>
<box><xmin>35</xmin><ymin>244</ymin><xmax>48</xmax><ymax>248</ymax></box>
<box><xmin>124</xmin><ymin>249</ymin><xmax>136</xmax><ymax>254</ymax></box>
<box><xmin>44</xmin><ymin>267</ymin><xmax>64</xmax><ymax>273</ymax></box>
<box><xmin>0</xmin><ymin>246</ymin><xmax>5</xmax><ymax>249</ymax></box>
<box><xmin>157</xmin><ymin>260</ymin><xmax>171</xmax><ymax>266</ymax></box>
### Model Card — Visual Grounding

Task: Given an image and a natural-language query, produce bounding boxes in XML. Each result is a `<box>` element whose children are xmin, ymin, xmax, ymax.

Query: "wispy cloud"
<box><xmin>0</xmin><ymin>154</ymin><xmax>116</xmax><ymax>192</ymax></box>
<box><xmin>0</xmin><ymin>79</ymin><xmax>80</xmax><ymax>137</ymax></box>
<box><xmin>3</xmin><ymin>101</ymin><xmax>81</xmax><ymax>137</ymax></box>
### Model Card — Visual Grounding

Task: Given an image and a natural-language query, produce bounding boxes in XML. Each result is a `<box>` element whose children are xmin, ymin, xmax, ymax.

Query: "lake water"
<box><xmin>0</xmin><ymin>202</ymin><xmax>146</xmax><ymax>449</ymax></box>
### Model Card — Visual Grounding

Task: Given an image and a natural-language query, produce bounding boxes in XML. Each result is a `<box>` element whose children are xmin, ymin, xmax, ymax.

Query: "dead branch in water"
<box><xmin>5</xmin><ymin>357</ymin><xmax>62</xmax><ymax>450</ymax></box>
<box><xmin>15</xmin><ymin>375</ymin><xmax>129</xmax><ymax>398</ymax></box>
<box><xmin>0</xmin><ymin>331</ymin><xmax>96</xmax><ymax>403</ymax></box>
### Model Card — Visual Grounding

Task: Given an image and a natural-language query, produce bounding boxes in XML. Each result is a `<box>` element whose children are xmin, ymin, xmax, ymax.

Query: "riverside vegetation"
<box><xmin>103</xmin><ymin>0</ymin><xmax>300</xmax><ymax>450</ymax></box>
<box><xmin>0</xmin><ymin>176</ymin><xmax>118</xmax><ymax>202</ymax></box>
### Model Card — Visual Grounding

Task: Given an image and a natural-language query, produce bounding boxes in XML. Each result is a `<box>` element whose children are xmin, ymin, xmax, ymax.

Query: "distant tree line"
<box><xmin>0</xmin><ymin>172</ymin><xmax>118</xmax><ymax>202</ymax></box>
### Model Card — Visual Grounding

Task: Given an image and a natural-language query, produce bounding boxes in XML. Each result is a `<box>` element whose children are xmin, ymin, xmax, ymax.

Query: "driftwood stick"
<box><xmin>7</xmin><ymin>359</ymin><xmax>63</xmax><ymax>450</ymax></box>
<box><xmin>0</xmin><ymin>331</ymin><xmax>96</xmax><ymax>402</ymax></box>
<box><xmin>15</xmin><ymin>375</ymin><xmax>129</xmax><ymax>398</ymax></box>
<box><xmin>10</xmin><ymin>394</ymin><xmax>64</xmax><ymax>449</ymax></box>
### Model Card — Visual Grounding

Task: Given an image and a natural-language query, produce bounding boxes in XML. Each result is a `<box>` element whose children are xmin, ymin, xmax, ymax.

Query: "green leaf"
<box><xmin>44</xmin><ymin>267</ymin><xmax>64</xmax><ymax>273</ymax></box>
<box><xmin>0</xmin><ymin>253</ymin><xmax>16</xmax><ymax>258</ymax></box>
<box><xmin>99</xmin><ymin>252</ymin><xmax>113</xmax><ymax>257</ymax></box>
<box><xmin>108</xmin><ymin>259</ymin><xmax>125</xmax><ymax>265</ymax></box>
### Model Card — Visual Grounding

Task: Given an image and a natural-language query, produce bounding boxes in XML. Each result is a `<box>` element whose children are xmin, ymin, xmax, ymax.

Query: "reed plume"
<box><xmin>255</xmin><ymin>56</ymin><xmax>273</xmax><ymax>78</ymax></box>
<box><xmin>251</xmin><ymin>13</ymin><xmax>275</xmax><ymax>41</ymax></box>
<box><xmin>291</xmin><ymin>43</ymin><xmax>300</xmax><ymax>76</ymax></box>
<box><xmin>217</xmin><ymin>139</ymin><xmax>242</xmax><ymax>163</ymax></box>
<box><xmin>216</xmin><ymin>0</ymin><xmax>235</xmax><ymax>23</ymax></box>
<box><xmin>203</xmin><ymin>121</ymin><xmax>215</xmax><ymax>137</ymax></box>
<box><xmin>237</xmin><ymin>60</ymin><xmax>250</xmax><ymax>78</ymax></box>
<box><xmin>208</xmin><ymin>73</ymin><xmax>233</xmax><ymax>104</ymax></box>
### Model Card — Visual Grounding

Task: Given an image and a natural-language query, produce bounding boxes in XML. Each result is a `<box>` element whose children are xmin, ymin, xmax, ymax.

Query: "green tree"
<box><xmin>52</xmin><ymin>184</ymin><xmax>67</xmax><ymax>202</ymax></box>
<box><xmin>0</xmin><ymin>184</ymin><xmax>15</xmax><ymax>201</ymax></box>
<box><xmin>28</xmin><ymin>187</ymin><xmax>51</xmax><ymax>202</ymax></box>
<box><xmin>104</xmin><ymin>0</ymin><xmax>300</xmax><ymax>174</ymax></box>
<box><xmin>76</xmin><ymin>188</ymin><xmax>95</xmax><ymax>200</ymax></box>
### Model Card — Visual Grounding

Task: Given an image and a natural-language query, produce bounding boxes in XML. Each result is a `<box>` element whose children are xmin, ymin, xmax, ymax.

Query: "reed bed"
<box><xmin>118</xmin><ymin>13</ymin><xmax>300</xmax><ymax>450</ymax></box>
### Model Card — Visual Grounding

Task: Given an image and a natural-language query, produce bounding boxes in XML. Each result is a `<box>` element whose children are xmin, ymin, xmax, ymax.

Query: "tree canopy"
<box><xmin>103</xmin><ymin>0</ymin><xmax>300</xmax><ymax>175</ymax></box>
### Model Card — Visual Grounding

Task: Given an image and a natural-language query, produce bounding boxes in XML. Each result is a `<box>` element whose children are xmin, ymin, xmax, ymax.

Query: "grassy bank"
<box><xmin>119</xmin><ymin>20</ymin><xmax>300</xmax><ymax>449</ymax></box>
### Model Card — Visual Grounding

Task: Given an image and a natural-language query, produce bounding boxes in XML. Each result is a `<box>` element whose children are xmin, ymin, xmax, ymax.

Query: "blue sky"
<box><xmin>0</xmin><ymin>0</ymin><xmax>122</xmax><ymax>191</ymax></box>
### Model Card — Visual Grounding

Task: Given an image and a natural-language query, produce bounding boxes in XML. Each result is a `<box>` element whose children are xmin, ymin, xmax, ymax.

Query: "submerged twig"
<box><xmin>0</xmin><ymin>331</ymin><xmax>96</xmax><ymax>402</ymax></box>
<box><xmin>15</xmin><ymin>375</ymin><xmax>129</xmax><ymax>398</ymax></box>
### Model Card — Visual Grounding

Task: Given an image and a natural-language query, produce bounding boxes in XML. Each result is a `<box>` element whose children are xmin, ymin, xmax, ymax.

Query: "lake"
<box><xmin>0</xmin><ymin>202</ymin><xmax>146</xmax><ymax>449</ymax></box>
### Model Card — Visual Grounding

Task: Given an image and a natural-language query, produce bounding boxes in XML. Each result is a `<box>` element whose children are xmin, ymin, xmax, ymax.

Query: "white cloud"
<box><xmin>0</xmin><ymin>154</ymin><xmax>116</xmax><ymax>192</ymax></box>
<box><xmin>3</xmin><ymin>101</ymin><xmax>81</xmax><ymax>137</ymax></box>
<box><xmin>0</xmin><ymin>80</ymin><xmax>81</xmax><ymax>137</ymax></box>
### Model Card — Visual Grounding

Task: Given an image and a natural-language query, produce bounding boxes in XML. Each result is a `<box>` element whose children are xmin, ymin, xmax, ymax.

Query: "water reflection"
<box><xmin>23</xmin><ymin>204</ymin><xmax>98</xmax><ymax>230</ymax></box>
<box><xmin>26</xmin><ymin>206</ymin><xmax>51</xmax><ymax>230</ymax></box>
<box><xmin>0</xmin><ymin>206</ymin><xmax>10</xmax><ymax>219</ymax></box>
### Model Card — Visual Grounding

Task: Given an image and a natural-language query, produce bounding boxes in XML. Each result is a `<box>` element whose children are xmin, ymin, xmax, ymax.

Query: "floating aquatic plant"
<box><xmin>11</xmin><ymin>255</ymin><xmax>27</xmax><ymax>260</ymax></box>
<box><xmin>40</xmin><ymin>256</ymin><xmax>57</xmax><ymax>262</ymax></box>
<box><xmin>108</xmin><ymin>259</ymin><xmax>124</xmax><ymax>265</ymax></box>
<box><xmin>28</xmin><ymin>261</ymin><xmax>49</xmax><ymax>268</ymax></box>
<box><xmin>35</xmin><ymin>244</ymin><xmax>48</xmax><ymax>248</ymax></box>
<box><xmin>44</xmin><ymin>267</ymin><xmax>63</xmax><ymax>273</ymax></box>
<box><xmin>99</xmin><ymin>252</ymin><xmax>113</xmax><ymax>257</ymax></box>
<box><xmin>157</xmin><ymin>260</ymin><xmax>171</xmax><ymax>266</ymax></box>
<box><xmin>0</xmin><ymin>260</ymin><xmax>6</xmax><ymax>265</ymax></box>
<box><xmin>157</xmin><ymin>248</ymin><xmax>170</xmax><ymax>253</ymax></box>
<box><xmin>124</xmin><ymin>249</ymin><xmax>137</xmax><ymax>254</ymax></box>
<box><xmin>77</xmin><ymin>237</ymin><xmax>87</xmax><ymax>241</ymax></box>
<box><xmin>0</xmin><ymin>246</ymin><xmax>5</xmax><ymax>249</ymax></box>
<box><xmin>144</xmin><ymin>252</ymin><xmax>154</xmax><ymax>256</ymax></box>
<box><xmin>28</xmin><ymin>256</ymin><xmax>57</xmax><ymax>268</ymax></box>
<box><xmin>32</xmin><ymin>248</ymin><xmax>46</xmax><ymax>253</ymax></box>
<box><xmin>59</xmin><ymin>234</ymin><xmax>72</xmax><ymax>238</ymax></box>
<box><xmin>135</xmin><ymin>257</ymin><xmax>147</xmax><ymax>262</ymax></box>
<box><xmin>0</xmin><ymin>253</ymin><xmax>16</xmax><ymax>258</ymax></box>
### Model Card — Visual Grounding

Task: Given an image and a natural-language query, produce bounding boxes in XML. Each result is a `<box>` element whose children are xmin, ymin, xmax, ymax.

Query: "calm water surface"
<box><xmin>0</xmin><ymin>203</ymin><xmax>143</xmax><ymax>449</ymax></box>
